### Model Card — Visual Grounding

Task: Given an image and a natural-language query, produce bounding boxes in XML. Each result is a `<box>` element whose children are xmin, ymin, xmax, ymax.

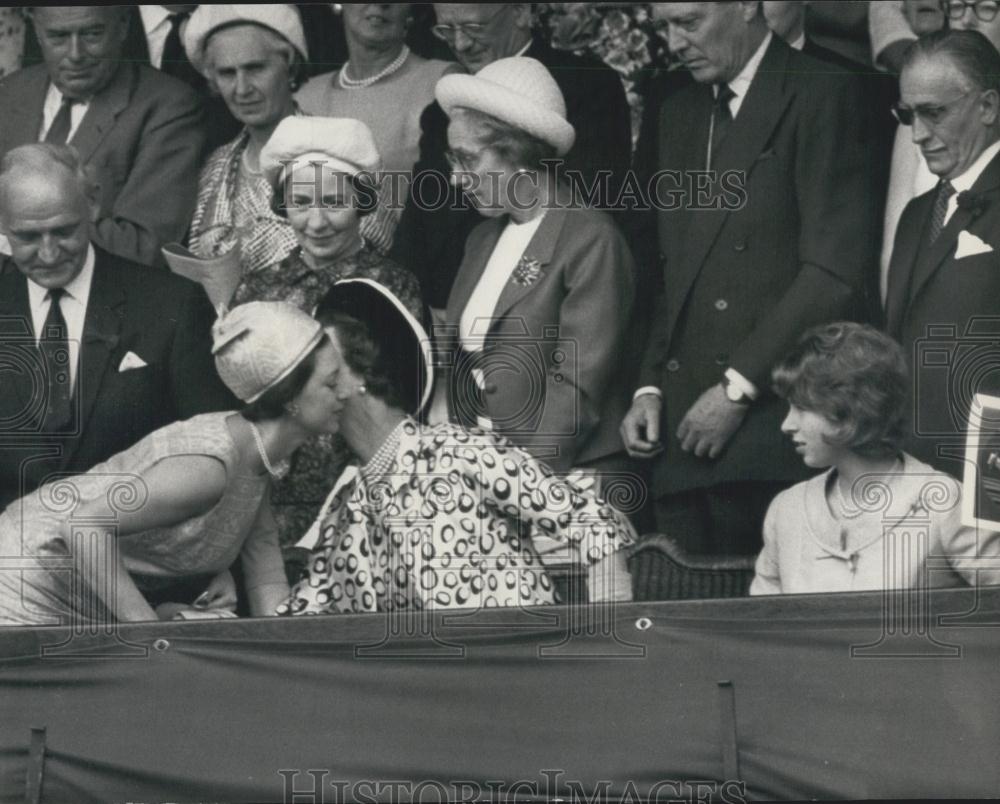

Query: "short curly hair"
<box><xmin>771</xmin><ymin>322</ymin><xmax>909</xmax><ymax>459</ymax></box>
<box><xmin>316</xmin><ymin>311</ymin><xmax>405</xmax><ymax>411</ymax></box>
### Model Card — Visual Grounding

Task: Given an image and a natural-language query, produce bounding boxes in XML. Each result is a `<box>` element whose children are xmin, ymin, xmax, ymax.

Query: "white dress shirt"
<box><xmin>943</xmin><ymin>139</ymin><xmax>1000</xmax><ymax>226</ymax></box>
<box><xmin>139</xmin><ymin>5</ymin><xmax>179</xmax><ymax>70</ymax></box>
<box><xmin>635</xmin><ymin>33</ymin><xmax>773</xmax><ymax>404</ymax></box>
<box><xmin>26</xmin><ymin>245</ymin><xmax>96</xmax><ymax>392</ymax></box>
<box><xmin>39</xmin><ymin>83</ymin><xmax>89</xmax><ymax>143</ymax></box>
<box><xmin>459</xmin><ymin>213</ymin><xmax>546</xmax><ymax>352</ymax></box>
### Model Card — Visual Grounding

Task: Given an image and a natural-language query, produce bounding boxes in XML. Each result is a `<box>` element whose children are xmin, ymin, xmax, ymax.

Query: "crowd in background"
<box><xmin>2</xmin><ymin>2</ymin><xmax>1000</xmax><ymax>624</ymax></box>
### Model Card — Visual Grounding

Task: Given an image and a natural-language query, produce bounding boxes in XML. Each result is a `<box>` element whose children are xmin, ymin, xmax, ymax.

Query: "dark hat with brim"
<box><xmin>315</xmin><ymin>278</ymin><xmax>432</xmax><ymax>415</ymax></box>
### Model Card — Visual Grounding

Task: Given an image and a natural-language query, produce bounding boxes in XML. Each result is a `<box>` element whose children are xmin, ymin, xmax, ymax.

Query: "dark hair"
<box><xmin>771</xmin><ymin>322</ymin><xmax>909</xmax><ymax>459</ymax></box>
<box><xmin>242</xmin><ymin>335</ymin><xmax>327</xmax><ymax>422</ymax></box>
<box><xmin>902</xmin><ymin>29</ymin><xmax>1000</xmax><ymax>94</ymax></box>
<box><xmin>270</xmin><ymin>171</ymin><xmax>379</xmax><ymax>219</ymax></box>
<box><xmin>452</xmin><ymin>107</ymin><xmax>560</xmax><ymax>172</ymax></box>
<box><xmin>315</xmin><ymin>311</ymin><xmax>405</xmax><ymax>411</ymax></box>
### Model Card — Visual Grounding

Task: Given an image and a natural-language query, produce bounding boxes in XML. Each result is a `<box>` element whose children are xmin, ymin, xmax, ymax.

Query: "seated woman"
<box><xmin>751</xmin><ymin>322</ymin><xmax>1000</xmax><ymax>595</ymax></box>
<box><xmin>250</xmin><ymin>115</ymin><xmax>424</xmax><ymax>543</ymax></box>
<box><xmin>0</xmin><ymin>303</ymin><xmax>340</xmax><ymax>625</ymax></box>
<box><xmin>295</xmin><ymin>3</ymin><xmax>458</xmax><ymax>253</ymax></box>
<box><xmin>183</xmin><ymin>5</ymin><xmax>308</xmax><ymax>274</ymax></box>
<box><xmin>278</xmin><ymin>279</ymin><xmax>635</xmax><ymax>615</ymax></box>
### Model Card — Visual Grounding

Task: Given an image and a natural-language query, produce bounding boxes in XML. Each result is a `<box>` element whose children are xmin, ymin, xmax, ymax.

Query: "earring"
<box><xmin>357</xmin><ymin>384</ymin><xmax>367</xmax><ymax>395</ymax></box>
<box><xmin>287</xmin><ymin>403</ymin><xmax>300</xmax><ymax>417</ymax></box>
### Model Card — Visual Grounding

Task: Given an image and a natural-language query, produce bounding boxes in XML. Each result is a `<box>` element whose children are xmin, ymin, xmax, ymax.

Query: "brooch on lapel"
<box><xmin>511</xmin><ymin>256</ymin><xmax>544</xmax><ymax>287</ymax></box>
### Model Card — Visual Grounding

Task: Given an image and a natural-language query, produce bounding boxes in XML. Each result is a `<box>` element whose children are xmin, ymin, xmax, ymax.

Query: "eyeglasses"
<box><xmin>432</xmin><ymin>5</ymin><xmax>508</xmax><ymax>43</ymax></box>
<box><xmin>942</xmin><ymin>0</ymin><xmax>1000</xmax><ymax>22</ymax></box>
<box><xmin>892</xmin><ymin>89</ymin><xmax>976</xmax><ymax>126</ymax></box>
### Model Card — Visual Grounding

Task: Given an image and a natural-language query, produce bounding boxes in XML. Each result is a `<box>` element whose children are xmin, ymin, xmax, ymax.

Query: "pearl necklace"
<box><xmin>248</xmin><ymin>421</ymin><xmax>290</xmax><ymax>479</ymax></box>
<box><xmin>338</xmin><ymin>46</ymin><xmax>409</xmax><ymax>89</ymax></box>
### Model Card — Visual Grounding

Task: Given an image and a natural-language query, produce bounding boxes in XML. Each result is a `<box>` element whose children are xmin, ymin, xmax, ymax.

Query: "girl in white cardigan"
<box><xmin>751</xmin><ymin>322</ymin><xmax>1000</xmax><ymax>595</ymax></box>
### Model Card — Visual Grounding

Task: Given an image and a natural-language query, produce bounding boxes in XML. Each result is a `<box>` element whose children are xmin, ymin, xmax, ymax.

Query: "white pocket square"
<box><xmin>118</xmin><ymin>351</ymin><xmax>148</xmax><ymax>372</ymax></box>
<box><xmin>955</xmin><ymin>230</ymin><xmax>994</xmax><ymax>259</ymax></box>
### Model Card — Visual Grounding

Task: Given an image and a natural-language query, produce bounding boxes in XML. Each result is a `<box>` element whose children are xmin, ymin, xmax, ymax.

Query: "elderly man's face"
<box><xmin>432</xmin><ymin>4</ymin><xmax>531</xmax><ymax>73</ymax></box>
<box><xmin>651</xmin><ymin>2</ymin><xmax>759</xmax><ymax>84</ymax></box>
<box><xmin>0</xmin><ymin>167</ymin><xmax>95</xmax><ymax>290</ymax></box>
<box><xmin>32</xmin><ymin>6</ymin><xmax>127</xmax><ymax>100</ymax></box>
<box><xmin>900</xmin><ymin>53</ymin><xmax>1000</xmax><ymax>179</ymax></box>
<box><xmin>948</xmin><ymin>1</ymin><xmax>1000</xmax><ymax>51</ymax></box>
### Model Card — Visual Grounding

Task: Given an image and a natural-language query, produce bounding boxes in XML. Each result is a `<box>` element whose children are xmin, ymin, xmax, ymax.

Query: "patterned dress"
<box><xmin>232</xmin><ymin>245</ymin><xmax>424</xmax><ymax>547</ymax></box>
<box><xmin>188</xmin><ymin>130</ymin><xmax>299</xmax><ymax>276</ymax></box>
<box><xmin>278</xmin><ymin>419</ymin><xmax>637</xmax><ymax>614</ymax></box>
<box><xmin>0</xmin><ymin>413</ymin><xmax>286</xmax><ymax>626</ymax></box>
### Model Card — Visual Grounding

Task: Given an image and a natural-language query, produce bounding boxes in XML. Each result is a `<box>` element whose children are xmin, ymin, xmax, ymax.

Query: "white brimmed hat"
<box><xmin>212</xmin><ymin>302</ymin><xmax>323</xmax><ymax>404</ymax></box>
<box><xmin>315</xmin><ymin>279</ymin><xmax>433</xmax><ymax>414</ymax></box>
<box><xmin>260</xmin><ymin>116</ymin><xmax>382</xmax><ymax>190</ymax></box>
<box><xmin>435</xmin><ymin>56</ymin><xmax>576</xmax><ymax>156</ymax></box>
<box><xmin>184</xmin><ymin>4</ymin><xmax>308</xmax><ymax>76</ymax></box>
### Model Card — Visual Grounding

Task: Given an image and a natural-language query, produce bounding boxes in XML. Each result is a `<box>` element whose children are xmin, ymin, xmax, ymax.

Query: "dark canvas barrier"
<box><xmin>2</xmin><ymin>588</ymin><xmax>1000</xmax><ymax>803</ymax></box>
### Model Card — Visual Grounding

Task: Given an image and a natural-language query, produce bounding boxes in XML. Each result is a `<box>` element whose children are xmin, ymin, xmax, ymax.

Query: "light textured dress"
<box><xmin>0</xmin><ymin>413</ymin><xmax>286</xmax><ymax>626</ymax></box>
<box><xmin>750</xmin><ymin>453</ymin><xmax>1000</xmax><ymax>595</ymax></box>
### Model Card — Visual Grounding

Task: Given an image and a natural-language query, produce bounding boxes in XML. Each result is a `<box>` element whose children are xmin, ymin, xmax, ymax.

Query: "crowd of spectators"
<box><xmin>2</xmin><ymin>2</ymin><xmax>1000</xmax><ymax>624</ymax></box>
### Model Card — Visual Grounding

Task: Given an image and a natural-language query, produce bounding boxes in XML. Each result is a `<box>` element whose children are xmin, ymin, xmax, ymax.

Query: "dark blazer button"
<box><xmin>733</xmin><ymin>240</ymin><xmax>747</xmax><ymax>252</ymax></box>
<box><xmin>666</xmin><ymin>358</ymin><xmax>680</xmax><ymax>372</ymax></box>
<box><xmin>714</xmin><ymin>298</ymin><xmax>728</xmax><ymax>311</ymax></box>
<box><xmin>715</xmin><ymin>353</ymin><xmax>729</xmax><ymax>366</ymax></box>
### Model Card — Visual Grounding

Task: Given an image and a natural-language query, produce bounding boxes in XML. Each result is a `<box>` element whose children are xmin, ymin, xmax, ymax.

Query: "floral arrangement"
<box><xmin>535</xmin><ymin>3</ymin><xmax>678</xmax><ymax>147</ymax></box>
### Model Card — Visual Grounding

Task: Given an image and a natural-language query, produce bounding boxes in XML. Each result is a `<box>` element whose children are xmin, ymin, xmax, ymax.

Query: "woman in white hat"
<box><xmin>278</xmin><ymin>279</ymin><xmax>635</xmax><ymax>615</ymax></box>
<box><xmin>0</xmin><ymin>303</ymin><xmax>344</xmax><ymax>625</ymax></box>
<box><xmin>246</xmin><ymin>115</ymin><xmax>424</xmax><ymax>545</ymax></box>
<box><xmin>184</xmin><ymin>5</ymin><xmax>308</xmax><ymax>276</ymax></box>
<box><xmin>295</xmin><ymin>4</ymin><xmax>459</xmax><ymax>252</ymax></box>
<box><xmin>435</xmin><ymin>56</ymin><xmax>637</xmax><ymax>486</ymax></box>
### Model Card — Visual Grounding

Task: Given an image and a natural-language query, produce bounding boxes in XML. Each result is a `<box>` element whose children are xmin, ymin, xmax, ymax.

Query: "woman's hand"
<box><xmin>194</xmin><ymin>569</ymin><xmax>238</xmax><ymax>612</ymax></box>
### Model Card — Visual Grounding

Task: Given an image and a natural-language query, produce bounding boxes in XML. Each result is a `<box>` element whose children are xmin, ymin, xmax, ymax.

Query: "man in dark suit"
<box><xmin>0</xmin><ymin>143</ymin><xmax>236</xmax><ymax>511</ymax></box>
<box><xmin>1</xmin><ymin>6</ymin><xmax>206</xmax><ymax>268</ymax></box>
<box><xmin>390</xmin><ymin>3</ymin><xmax>633</xmax><ymax>310</ymax></box>
<box><xmin>885</xmin><ymin>29</ymin><xmax>1000</xmax><ymax>479</ymax></box>
<box><xmin>621</xmin><ymin>1</ymin><xmax>878</xmax><ymax>554</ymax></box>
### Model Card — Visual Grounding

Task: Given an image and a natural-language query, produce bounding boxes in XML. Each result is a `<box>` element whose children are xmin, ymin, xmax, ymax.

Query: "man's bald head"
<box><xmin>0</xmin><ymin>144</ymin><xmax>98</xmax><ymax>290</ymax></box>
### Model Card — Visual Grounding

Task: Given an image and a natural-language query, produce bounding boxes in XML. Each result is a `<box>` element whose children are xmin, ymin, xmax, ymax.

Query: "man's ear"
<box><xmin>981</xmin><ymin>88</ymin><xmax>1000</xmax><ymax>127</ymax></box>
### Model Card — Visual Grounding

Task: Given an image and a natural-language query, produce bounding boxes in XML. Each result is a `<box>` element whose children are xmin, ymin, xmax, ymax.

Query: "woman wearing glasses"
<box><xmin>436</xmin><ymin>57</ymin><xmax>637</xmax><ymax>489</ymax></box>
<box><xmin>295</xmin><ymin>4</ymin><xmax>458</xmax><ymax>253</ymax></box>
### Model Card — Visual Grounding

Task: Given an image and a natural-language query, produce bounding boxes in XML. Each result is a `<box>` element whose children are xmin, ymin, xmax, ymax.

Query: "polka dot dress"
<box><xmin>277</xmin><ymin>420</ymin><xmax>636</xmax><ymax>615</ymax></box>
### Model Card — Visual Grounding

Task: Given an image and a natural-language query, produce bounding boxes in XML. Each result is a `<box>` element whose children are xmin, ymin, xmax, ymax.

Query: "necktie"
<box><xmin>160</xmin><ymin>12</ymin><xmax>203</xmax><ymax>89</ymax></box>
<box><xmin>44</xmin><ymin>97</ymin><xmax>75</xmax><ymax>145</ymax></box>
<box><xmin>708</xmin><ymin>84</ymin><xmax>735</xmax><ymax>169</ymax></box>
<box><xmin>927</xmin><ymin>179</ymin><xmax>956</xmax><ymax>244</ymax></box>
<box><xmin>40</xmin><ymin>288</ymin><xmax>73</xmax><ymax>432</ymax></box>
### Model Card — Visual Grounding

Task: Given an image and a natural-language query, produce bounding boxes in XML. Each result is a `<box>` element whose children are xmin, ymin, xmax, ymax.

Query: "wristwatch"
<box><xmin>721</xmin><ymin>374</ymin><xmax>751</xmax><ymax>405</ymax></box>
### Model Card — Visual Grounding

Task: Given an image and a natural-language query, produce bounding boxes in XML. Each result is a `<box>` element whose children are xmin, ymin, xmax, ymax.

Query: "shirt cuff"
<box><xmin>633</xmin><ymin>386</ymin><xmax>662</xmax><ymax>401</ymax></box>
<box><xmin>724</xmin><ymin>368</ymin><xmax>759</xmax><ymax>401</ymax></box>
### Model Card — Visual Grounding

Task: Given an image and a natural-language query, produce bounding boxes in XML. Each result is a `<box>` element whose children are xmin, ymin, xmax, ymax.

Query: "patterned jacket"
<box><xmin>278</xmin><ymin>420</ymin><xmax>636</xmax><ymax>614</ymax></box>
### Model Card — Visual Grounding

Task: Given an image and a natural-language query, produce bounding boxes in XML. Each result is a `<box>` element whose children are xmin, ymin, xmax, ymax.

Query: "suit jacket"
<box><xmin>634</xmin><ymin>35</ymin><xmax>879</xmax><ymax>497</ymax></box>
<box><xmin>391</xmin><ymin>37</ymin><xmax>633</xmax><ymax>309</ymax></box>
<box><xmin>0</xmin><ymin>62</ymin><xmax>205</xmax><ymax>267</ymax></box>
<box><xmin>0</xmin><ymin>248</ymin><xmax>237</xmax><ymax>510</ymax></box>
<box><xmin>885</xmin><ymin>149</ymin><xmax>1000</xmax><ymax>477</ymax></box>
<box><xmin>444</xmin><ymin>198</ymin><xmax>635</xmax><ymax>473</ymax></box>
